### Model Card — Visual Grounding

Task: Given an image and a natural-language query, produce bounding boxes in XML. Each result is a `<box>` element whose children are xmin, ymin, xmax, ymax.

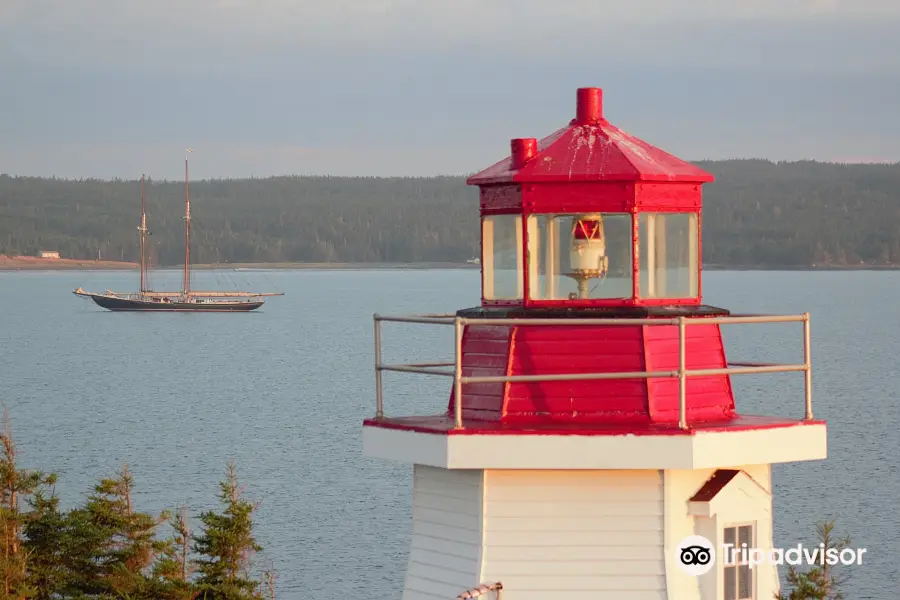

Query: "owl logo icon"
<box><xmin>676</xmin><ymin>535</ymin><xmax>716</xmax><ymax>576</ymax></box>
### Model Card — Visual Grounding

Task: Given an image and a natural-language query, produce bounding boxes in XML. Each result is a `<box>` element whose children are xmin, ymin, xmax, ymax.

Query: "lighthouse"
<box><xmin>364</xmin><ymin>87</ymin><xmax>827</xmax><ymax>600</ymax></box>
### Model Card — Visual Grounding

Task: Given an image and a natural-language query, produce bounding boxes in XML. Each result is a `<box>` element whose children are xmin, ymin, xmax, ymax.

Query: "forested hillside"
<box><xmin>1</xmin><ymin>160</ymin><xmax>899</xmax><ymax>267</ymax></box>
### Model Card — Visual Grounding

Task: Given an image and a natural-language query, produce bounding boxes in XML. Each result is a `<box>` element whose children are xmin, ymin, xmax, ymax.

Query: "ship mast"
<box><xmin>138</xmin><ymin>174</ymin><xmax>148</xmax><ymax>294</ymax></box>
<box><xmin>183</xmin><ymin>149</ymin><xmax>192</xmax><ymax>296</ymax></box>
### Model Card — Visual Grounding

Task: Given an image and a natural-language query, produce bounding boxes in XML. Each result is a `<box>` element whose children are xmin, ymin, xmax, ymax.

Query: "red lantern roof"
<box><xmin>467</xmin><ymin>88</ymin><xmax>714</xmax><ymax>185</ymax></box>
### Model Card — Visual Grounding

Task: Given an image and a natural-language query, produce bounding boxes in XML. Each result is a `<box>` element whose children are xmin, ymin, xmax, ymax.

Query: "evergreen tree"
<box><xmin>260</xmin><ymin>563</ymin><xmax>276</xmax><ymax>600</ymax></box>
<box><xmin>777</xmin><ymin>520</ymin><xmax>851</xmax><ymax>600</ymax></box>
<box><xmin>193</xmin><ymin>462</ymin><xmax>263</xmax><ymax>599</ymax></box>
<box><xmin>61</xmin><ymin>465</ymin><xmax>168</xmax><ymax>598</ymax></box>
<box><xmin>0</xmin><ymin>408</ymin><xmax>55</xmax><ymax>600</ymax></box>
<box><xmin>152</xmin><ymin>505</ymin><xmax>195</xmax><ymax>599</ymax></box>
<box><xmin>21</xmin><ymin>491</ymin><xmax>68</xmax><ymax>600</ymax></box>
<box><xmin>0</xmin><ymin>409</ymin><xmax>276</xmax><ymax>600</ymax></box>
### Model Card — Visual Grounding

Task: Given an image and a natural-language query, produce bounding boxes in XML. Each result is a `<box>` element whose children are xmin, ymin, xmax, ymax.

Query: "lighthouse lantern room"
<box><xmin>364</xmin><ymin>88</ymin><xmax>827</xmax><ymax>600</ymax></box>
<box><xmin>474</xmin><ymin>87</ymin><xmax>709</xmax><ymax>309</ymax></box>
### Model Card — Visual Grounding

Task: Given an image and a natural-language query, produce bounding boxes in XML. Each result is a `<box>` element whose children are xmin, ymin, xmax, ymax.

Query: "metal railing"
<box><xmin>457</xmin><ymin>582</ymin><xmax>503</xmax><ymax>600</ymax></box>
<box><xmin>373</xmin><ymin>312</ymin><xmax>813</xmax><ymax>430</ymax></box>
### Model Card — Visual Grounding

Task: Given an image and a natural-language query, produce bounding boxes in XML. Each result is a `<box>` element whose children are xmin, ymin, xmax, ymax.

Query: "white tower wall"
<box><xmin>402</xmin><ymin>467</ymin><xmax>484</xmax><ymax>600</ymax></box>
<box><xmin>400</xmin><ymin>465</ymin><xmax>780</xmax><ymax>600</ymax></box>
<box><xmin>480</xmin><ymin>469</ymin><xmax>666</xmax><ymax>600</ymax></box>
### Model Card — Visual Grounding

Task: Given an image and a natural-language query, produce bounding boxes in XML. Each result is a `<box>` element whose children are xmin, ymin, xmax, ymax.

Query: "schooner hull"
<box><xmin>81</xmin><ymin>293</ymin><xmax>263</xmax><ymax>312</ymax></box>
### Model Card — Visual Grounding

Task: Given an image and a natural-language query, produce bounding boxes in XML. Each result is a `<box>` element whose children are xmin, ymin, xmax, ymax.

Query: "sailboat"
<box><xmin>74</xmin><ymin>154</ymin><xmax>284</xmax><ymax>312</ymax></box>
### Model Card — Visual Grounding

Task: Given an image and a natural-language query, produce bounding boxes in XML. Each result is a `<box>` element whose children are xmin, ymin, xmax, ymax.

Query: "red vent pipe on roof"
<box><xmin>575</xmin><ymin>87</ymin><xmax>603</xmax><ymax>124</ymax></box>
<box><xmin>510</xmin><ymin>138</ymin><xmax>538</xmax><ymax>170</ymax></box>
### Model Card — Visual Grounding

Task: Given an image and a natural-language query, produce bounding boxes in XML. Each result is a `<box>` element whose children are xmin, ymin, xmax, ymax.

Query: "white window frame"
<box><xmin>722</xmin><ymin>522</ymin><xmax>756</xmax><ymax>600</ymax></box>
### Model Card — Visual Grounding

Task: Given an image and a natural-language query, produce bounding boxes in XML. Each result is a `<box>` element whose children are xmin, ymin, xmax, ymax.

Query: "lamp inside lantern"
<box><xmin>566</xmin><ymin>214</ymin><xmax>609</xmax><ymax>299</ymax></box>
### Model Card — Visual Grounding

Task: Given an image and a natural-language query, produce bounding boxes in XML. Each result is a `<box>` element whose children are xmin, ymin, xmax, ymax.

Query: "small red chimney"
<box><xmin>575</xmin><ymin>87</ymin><xmax>603</xmax><ymax>124</ymax></box>
<box><xmin>510</xmin><ymin>138</ymin><xmax>538</xmax><ymax>170</ymax></box>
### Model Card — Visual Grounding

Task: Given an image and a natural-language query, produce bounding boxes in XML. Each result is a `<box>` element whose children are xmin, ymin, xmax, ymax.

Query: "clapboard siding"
<box><xmin>644</xmin><ymin>323</ymin><xmax>735</xmax><ymax>423</ymax></box>
<box><xmin>402</xmin><ymin>466</ymin><xmax>484</xmax><ymax>600</ymax></box>
<box><xmin>506</xmin><ymin>326</ymin><xmax>649</xmax><ymax>422</ymax></box>
<box><xmin>450</xmin><ymin>325</ymin><xmax>513</xmax><ymax>421</ymax></box>
<box><xmin>482</xmin><ymin>470</ymin><xmax>666</xmax><ymax>599</ymax></box>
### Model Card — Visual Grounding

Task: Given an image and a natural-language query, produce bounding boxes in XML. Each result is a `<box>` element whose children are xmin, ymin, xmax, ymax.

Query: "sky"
<box><xmin>2</xmin><ymin>0</ymin><xmax>899</xmax><ymax>179</ymax></box>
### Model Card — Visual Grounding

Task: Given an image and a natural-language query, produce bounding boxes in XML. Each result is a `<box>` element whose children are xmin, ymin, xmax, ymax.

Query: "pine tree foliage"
<box><xmin>776</xmin><ymin>520</ymin><xmax>851</xmax><ymax>600</ymax></box>
<box><xmin>0</xmin><ymin>413</ymin><xmax>275</xmax><ymax>599</ymax></box>
<box><xmin>61</xmin><ymin>465</ymin><xmax>170</xmax><ymax>597</ymax></box>
<box><xmin>21</xmin><ymin>491</ymin><xmax>67</xmax><ymax>599</ymax></box>
<box><xmin>152</xmin><ymin>505</ymin><xmax>195</xmax><ymax>599</ymax></box>
<box><xmin>193</xmin><ymin>461</ymin><xmax>263</xmax><ymax>599</ymax></box>
<box><xmin>0</xmin><ymin>407</ymin><xmax>55</xmax><ymax>600</ymax></box>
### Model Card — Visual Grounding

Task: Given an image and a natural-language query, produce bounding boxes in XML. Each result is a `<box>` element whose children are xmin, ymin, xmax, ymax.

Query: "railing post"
<box><xmin>456</xmin><ymin>582</ymin><xmax>503</xmax><ymax>600</ymax></box>
<box><xmin>454</xmin><ymin>316</ymin><xmax>464</xmax><ymax>430</ymax></box>
<box><xmin>678</xmin><ymin>316</ymin><xmax>688</xmax><ymax>430</ymax></box>
<box><xmin>374</xmin><ymin>315</ymin><xmax>384</xmax><ymax>420</ymax></box>
<box><xmin>803</xmin><ymin>312</ymin><xmax>813</xmax><ymax>420</ymax></box>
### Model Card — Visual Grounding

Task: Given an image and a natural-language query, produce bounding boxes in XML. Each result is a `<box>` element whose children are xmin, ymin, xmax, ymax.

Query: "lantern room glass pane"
<box><xmin>638</xmin><ymin>212</ymin><xmax>699</xmax><ymax>299</ymax></box>
<box><xmin>527</xmin><ymin>214</ymin><xmax>633</xmax><ymax>301</ymax></box>
<box><xmin>482</xmin><ymin>215</ymin><xmax>523</xmax><ymax>300</ymax></box>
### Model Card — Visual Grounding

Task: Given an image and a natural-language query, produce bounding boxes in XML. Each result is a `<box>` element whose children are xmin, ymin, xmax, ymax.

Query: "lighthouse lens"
<box><xmin>526</xmin><ymin>213</ymin><xmax>632</xmax><ymax>301</ymax></box>
<box><xmin>572</xmin><ymin>218</ymin><xmax>602</xmax><ymax>240</ymax></box>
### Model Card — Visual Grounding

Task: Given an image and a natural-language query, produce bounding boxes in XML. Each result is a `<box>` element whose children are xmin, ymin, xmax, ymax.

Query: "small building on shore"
<box><xmin>38</xmin><ymin>250</ymin><xmax>60</xmax><ymax>259</ymax></box>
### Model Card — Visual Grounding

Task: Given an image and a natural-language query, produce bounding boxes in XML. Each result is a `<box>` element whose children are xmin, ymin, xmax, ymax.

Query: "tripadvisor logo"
<box><xmin>723</xmin><ymin>543</ymin><xmax>867</xmax><ymax>567</ymax></box>
<box><xmin>676</xmin><ymin>535</ymin><xmax>716</xmax><ymax>576</ymax></box>
<box><xmin>674</xmin><ymin>535</ymin><xmax>867</xmax><ymax>576</ymax></box>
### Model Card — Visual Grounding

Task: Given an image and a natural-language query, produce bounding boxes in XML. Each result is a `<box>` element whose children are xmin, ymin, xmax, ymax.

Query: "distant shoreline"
<box><xmin>1</xmin><ymin>256</ymin><xmax>899</xmax><ymax>272</ymax></box>
<box><xmin>0</xmin><ymin>257</ymin><xmax>481</xmax><ymax>271</ymax></box>
<box><xmin>0</xmin><ymin>256</ymin><xmax>139</xmax><ymax>270</ymax></box>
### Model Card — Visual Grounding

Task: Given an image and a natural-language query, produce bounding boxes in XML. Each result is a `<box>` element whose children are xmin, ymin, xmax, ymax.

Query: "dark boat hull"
<box><xmin>83</xmin><ymin>294</ymin><xmax>263</xmax><ymax>312</ymax></box>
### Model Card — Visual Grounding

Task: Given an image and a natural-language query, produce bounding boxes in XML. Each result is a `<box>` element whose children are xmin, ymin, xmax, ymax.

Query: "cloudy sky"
<box><xmin>2</xmin><ymin>0</ymin><xmax>898</xmax><ymax>179</ymax></box>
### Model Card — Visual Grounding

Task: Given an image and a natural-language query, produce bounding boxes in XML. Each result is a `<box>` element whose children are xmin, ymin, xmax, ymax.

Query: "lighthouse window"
<box><xmin>638</xmin><ymin>212</ymin><xmax>699</xmax><ymax>300</ymax></box>
<box><xmin>482</xmin><ymin>214</ymin><xmax>523</xmax><ymax>300</ymax></box>
<box><xmin>526</xmin><ymin>213</ymin><xmax>632</xmax><ymax>300</ymax></box>
<box><xmin>723</xmin><ymin>524</ymin><xmax>755</xmax><ymax>599</ymax></box>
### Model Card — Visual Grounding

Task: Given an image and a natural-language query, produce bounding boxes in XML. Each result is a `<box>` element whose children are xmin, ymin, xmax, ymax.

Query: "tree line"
<box><xmin>1</xmin><ymin>160</ymin><xmax>899</xmax><ymax>267</ymax></box>
<box><xmin>0</xmin><ymin>410</ymin><xmax>274</xmax><ymax>599</ymax></box>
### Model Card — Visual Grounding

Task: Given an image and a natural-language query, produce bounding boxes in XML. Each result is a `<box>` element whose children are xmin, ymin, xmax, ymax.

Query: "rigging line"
<box><xmin>228</xmin><ymin>267</ymin><xmax>242</xmax><ymax>292</ymax></box>
<box><xmin>194</xmin><ymin>220</ymin><xmax>215</xmax><ymax>291</ymax></box>
<box><xmin>215</xmin><ymin>258</ymin><xmax>225</xmax><ymax>289</ymax></box>
<box><xmin>214</xmin><ymin>251</ymin><xmax>237</xmax><ymax>290</ymax></box>
<box><xmin>240</xmin><ymin>267</ymin><xmax>253</xmax><ymax>291</ymax></box>
<box><xmin>218</xmin><ymin>256</ymin><xmax>232</xmax><ymax>290</ymax></box>
<box><xmin>226</xmin><ymin>270</ymin><xmax>235</xmax><ymax>292</ymax></box>
<box><xmin>259</xmin><ymin>269</ymin><xmax>276</xmax><ymax>292</ymax></box>
<box><xmin>203</xmin><ymin>222</ymin><xmax>227</xmax><ymax>290</ymax></box>
<box><xmin>211</xmin><ymin>241</ymin><xmax>229</xmax><ymax>289</ymax></box>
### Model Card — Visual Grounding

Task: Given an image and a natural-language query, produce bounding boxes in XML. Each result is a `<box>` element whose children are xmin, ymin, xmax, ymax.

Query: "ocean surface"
<box><xmin>0</xmin><ymin>267</ymin><xmax>896</xmax><ymax>599</ymax></box>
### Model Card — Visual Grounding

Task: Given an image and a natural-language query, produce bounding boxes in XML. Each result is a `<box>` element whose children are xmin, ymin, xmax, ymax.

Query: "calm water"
<box><xmin>0</xmin><ymin>268</ymin><xmax>897</xmax><ymax>599</ymax></box>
